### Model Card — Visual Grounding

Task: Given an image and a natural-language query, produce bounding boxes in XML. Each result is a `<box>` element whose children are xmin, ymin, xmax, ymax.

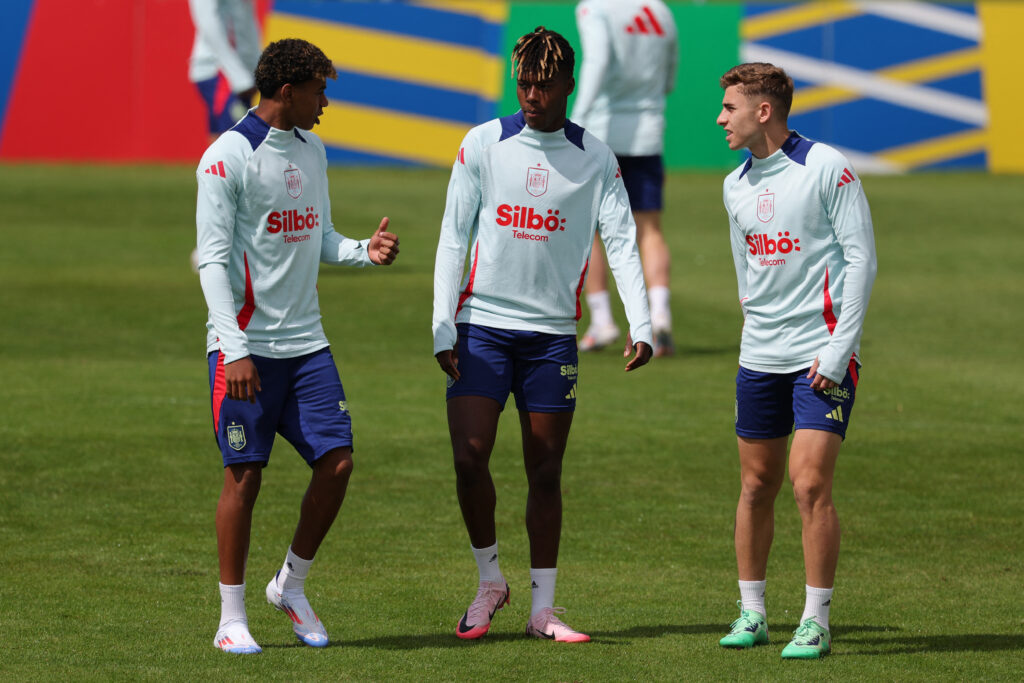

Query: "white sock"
<box><xmin>649</xmin><ymin>286</ymin><xmax>672</xmax><ymax>330</ymax></box>
<box><xmin>529</xmin><ymin>567</ymin><xmax>558</xmax><ymax>617</ymax></box>
<box><xmin>738</xmin><ymin>579</ymin><xmax>767</xmax><ymax>618</ymax></box>
<box><xmin>219</xmin><ymin>582</ymin><xmax>248</xmax><ymax>628</ymax></box>
<box><xmin>801</xmin><ymin>585</ymin><xmax>833</xmax><ymax>630</ymax></box>
<box><xmin>472</xmin><ymin>543</ymin><xmax>503</xmax><ymax>583</ymax></box>
<box><xmin>585</xmin><ymin>291</ymin><xmax>614</xmax><ymax>329</ymax></box>
<box><xmin>278</xmin><ymin>547</ymin><xmax>314</xmax><ymax>593</ymax></box>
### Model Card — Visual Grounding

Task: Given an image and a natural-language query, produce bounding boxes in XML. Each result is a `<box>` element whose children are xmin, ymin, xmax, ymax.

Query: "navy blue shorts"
<box><xmin>208</xmin><ymin>348</ymin><xmax>353</xmax><ymax>467</ymax></box>
<box><xmin>617</xmin><ymin>155</ymin><xmax>664</xmax><ymax>212</ymax></box>
<box><xmin>735</xmin><ymin>361</ymin><xmax>860</xmax><ymax>440</ymax></box>
<box><xmin>446</xmin><ymin>323</ymin><xmax>578</xmax><ymax>413</ymax></box>
<box><xmin>195</xmin><ymin>75</ymin><xmax>249</xmax><ymax>135</ymax></box>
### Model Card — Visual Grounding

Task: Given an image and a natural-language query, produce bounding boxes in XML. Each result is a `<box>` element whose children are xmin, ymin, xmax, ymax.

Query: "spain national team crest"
<box><xmin>284</xmin><ymin>166</ymin><xmax>302</xmax><ymax>199</ymax></box>
<box><xmin>526</xmin><ymin>165</ymin><xmax>549</xmax><ymax>197</ymax></box>
<box><xmin>756</xmin><ymin>192</ymin><xmax>775</xmax><ymax>223</ymax></box>
<box><xmin>227</xmin><ymin>423</ymin><xmax>246</xmax><ymax>451</ymax></box>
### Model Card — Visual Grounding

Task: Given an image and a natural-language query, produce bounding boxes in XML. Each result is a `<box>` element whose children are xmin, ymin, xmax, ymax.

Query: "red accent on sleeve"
<box><xmin>822</xmin><ymin>266</ymin><xmax>837</xmax><ymax>334</ymax></box>
<box><xmin>456</xmin><ymin>243</ymin><xmax>480</xmax><ymax>316</ymax></box>
<box><xmin>575</xmin><ymin>258</ymin><xmax>590</xmax><ymax>321</ymax></box>
<box><xmin>236</xmin><ymin>252</ymin><xmax>256</xmax><ymax>330</ymax></box>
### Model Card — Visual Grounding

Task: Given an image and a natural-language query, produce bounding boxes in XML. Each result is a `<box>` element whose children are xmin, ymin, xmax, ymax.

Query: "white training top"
<box><xmin>724</xmin><ymin>131</ymin><xmax>877</xmax><ymax>383</ymax></box>
<box><xmin>571</xmin><ymin>0</ymin><xmax>678</xmax><ymax>156</ymax></box>
<box><xmin>188</xmin><ymin>0</ymin><xmax>260</xmax><ymax>93</ymax></box>
<box><xmin>196</xmin><ymin>111</ymin><xmax>374</xmax><ymax>364</ymax></box>
<box><xmin>432</xmin><ymin>112</ymin><xmax>652</xmax><ymax>355</ymax></box>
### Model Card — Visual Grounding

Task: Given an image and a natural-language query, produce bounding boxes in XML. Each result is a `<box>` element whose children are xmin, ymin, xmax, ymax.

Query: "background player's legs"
<box><xmin>788</xmin><ymin>429</ymin><xmax>842</xmax><ymax>588</ymax></box>
<box><xmin>734</xmin><ymin>436</ymin><xmax>787</xmax><ymax>581</ymax></box>
<box><xmin>448</xmin><ymin>396</ymin><xmax>503</xmax><ymax>548</ymax></box>
<box><xmin>290</xmin><ymin>446</ymin><xmax>354</xmax><ymax>560</ymax></box>
<box><xmin>216</xmin><ymin>463</ymin><xmax>263</xmax><ymax>584</ymax></box>
<box><xmin>581</xmin><ymin>237</ymin><xmax>618</xmax><ymax>350</ymax></box>
<box><xmin>635</xmin><ymin>209</ymin><xmax>673</xmax><ymax>356</ymax></box>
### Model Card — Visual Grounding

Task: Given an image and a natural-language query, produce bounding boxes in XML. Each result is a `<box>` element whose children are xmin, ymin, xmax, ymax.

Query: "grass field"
<box><xmin>0</xmin><ymin>164</ymin><xmax>1022</xmax><ymax>681</ymax></box>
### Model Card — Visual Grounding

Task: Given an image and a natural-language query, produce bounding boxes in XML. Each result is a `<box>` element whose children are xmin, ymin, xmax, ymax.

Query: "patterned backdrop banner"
<box><xmin>0</xmin><ymin>1</ymin><xmax>1020</xmax><ymax>172</ymax></box>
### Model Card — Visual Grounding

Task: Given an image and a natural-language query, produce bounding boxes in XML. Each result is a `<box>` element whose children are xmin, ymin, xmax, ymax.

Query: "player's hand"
<box><xmin>369</xmin><ymin>217</ymin><xmax>399</xmax><ymax>265</ymax></box>
<box><xmin>435</xmin><ymin>348</ymin><xmax>460</xmax><ymax>381</ymax></box>
<box><xmin>807</xmin><ymin>358</ymin><xmax>837</xmax><ymax>391</ymax></box>
<box><xmin>624</xmin><ymin>340</ymin><xmax>652</xmax><ymax>372</ymax></box>
<box><xmin>224</xmin><ymin>356</ymin><xmax>261</xmax><ymax>403</ymax></box>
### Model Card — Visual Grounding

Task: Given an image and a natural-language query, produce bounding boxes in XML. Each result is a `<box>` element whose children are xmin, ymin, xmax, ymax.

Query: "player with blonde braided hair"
<box><xmin>433</xmin><ymin>26</ymin><xmax>651</xmax><ymax>643</ymax></box>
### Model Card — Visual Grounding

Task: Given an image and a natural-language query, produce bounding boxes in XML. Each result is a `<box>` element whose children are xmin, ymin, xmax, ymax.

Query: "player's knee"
<box><xmin>739</xmin><ymin>472</ymin><xmax>782</xmax><ymax>507</ymax></box>
<box><xmin>791</xmin><ymin>477</ymin><xmax>830</xmax><ymax>510</ymax></box>
<box><xmin>526</xmin><ymin>459</ymin><xmax>563</xmax><ymax>495</ymax></box>
<box><xmin>453</xmin><ymin>445</ymin><xmax>490</xmax><ymax>486</ymax></box>
<box><xmin>317</xmin><ymin>449</ymin><xmax>354</xmax><ymax>483</ymax></box>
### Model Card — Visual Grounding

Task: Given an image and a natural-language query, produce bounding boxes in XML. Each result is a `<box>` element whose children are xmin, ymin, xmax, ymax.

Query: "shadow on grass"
<box><xmin>836</xmin><ymin>630</ymin><xmax>1024</xmax><ymax>656</ymax></box>
<box><xmin>289</xmin><ymin>622</ymin><xmax>1024</xmax><ymax>654</ymax></box>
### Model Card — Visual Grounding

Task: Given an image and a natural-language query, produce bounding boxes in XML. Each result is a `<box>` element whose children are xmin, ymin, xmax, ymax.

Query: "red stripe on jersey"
<box><xmin>236</xmin><ymin>252</ymin><xmax>256</xmax><ymax>330</ymax></box>
<box><xmin>575</xmin><ymin>258</ymin><xmax>590</xmax><ymax>321</ymax></box>
<box><xmin>456</xmin><ymin>243</ymin><xmax>480</xmax><ymax>316</ymax></box>
<box><xmin>848</xmin><ymin>357</ymin><xmax>859</xmax><ymax>387</ymax></box>
<box><xmin>822</xmin><ymin>266</ymin><xmax>837</xmax><ymax>334</ymax></box>
<box><xmin>217</xmin><ymin>160</ymin><xmax>225</xmax><ymax>177</ymax></box>
<box><xmin>211</xmin><ymin>351</ymin><xmax>227</xmax><ymax>434</ymax></box>
<box><xmin>634</xmin><ymin>16</ymin><xmax>648</xmax><ymax>33</ymax></box>
<box><xmin>643</xmin><ymin>6</ymin><xmax>665</xmax><ymax>35</ymax></box>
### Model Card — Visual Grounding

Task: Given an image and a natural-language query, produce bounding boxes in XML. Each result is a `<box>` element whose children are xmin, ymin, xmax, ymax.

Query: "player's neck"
<box><xmin>253</xmin><ymin>102</ymin><xmax>294</xmax><ymax>131</ymax></box>
<box><xmin>750</xmin><ymin>123</ymin><xmax>791</xmax><ymax>159</ymax></box>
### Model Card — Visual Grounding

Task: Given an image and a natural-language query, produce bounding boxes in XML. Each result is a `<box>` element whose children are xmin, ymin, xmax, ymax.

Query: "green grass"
<box><xmin>0</xmin><ymin>164</ymin><xmax>1021</xmax><ymax>680</ymax></box>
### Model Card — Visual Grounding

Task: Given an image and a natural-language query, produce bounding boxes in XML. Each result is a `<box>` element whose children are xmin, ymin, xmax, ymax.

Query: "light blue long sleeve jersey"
<box><xmin>432</xmin><ymin>112</ymin><xmax>652</xmax><ymax>355</ymax></box>
<box><xmin>724</xmin><ymin>131</ymin><xmax>877</xmax><ymax>383</ymax></box>
<box><xmin>196</xmin><ymin>111</ymin><xmax>374</xmax><ymax>364</ymax></box>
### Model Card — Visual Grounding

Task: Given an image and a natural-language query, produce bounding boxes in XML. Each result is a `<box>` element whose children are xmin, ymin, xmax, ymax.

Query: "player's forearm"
<box><xmin>321</xmin><ymin>231</ymin><xmax>373</xmax><ymax>267</ymax></box>
<box><xmin>198</xmin><ymin>262</ymin><xmax>249</xmax><ymax>362</ymax></box>
<box><xmin>818</xmin><ymin>250</ymin><xmax>877</xmax><ymax>380</ymax></box>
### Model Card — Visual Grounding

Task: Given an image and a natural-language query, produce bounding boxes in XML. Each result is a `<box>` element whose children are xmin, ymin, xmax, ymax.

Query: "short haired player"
<box><xmin>572</xmin><ymin>0</ymin><xmax>678</xmax><ymax>357</ymax></box>
<box><xmin>716</xmin><ymin>62</ymin><xmax>877</xmax><ymax>659</ymax></box>
<box><xmin>196</xmin><ymin>38</ymin><xmax>399</xmax><ymax>654</ymax></box>
<box><xmin>433</xmin><ymin>27</ymin><xmax>652</xmax><ymax>643</ymax></box>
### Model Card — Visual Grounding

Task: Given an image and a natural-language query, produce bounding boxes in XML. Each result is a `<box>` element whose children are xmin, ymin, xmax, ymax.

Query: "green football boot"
<box><xmin>719</xmin><ymin>601</ymin><xmax>769</xmax><ymax>649</ymax></box>
<box><xmin>781</xmin><ymin>617</ymin><xmax>831</xmax><ymax>659</ymax></box>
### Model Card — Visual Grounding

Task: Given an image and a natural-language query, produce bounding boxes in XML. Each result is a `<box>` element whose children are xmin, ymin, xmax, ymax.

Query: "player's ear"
<box><xmin>280</xmin><ymin>83</ymin><xmax>293</xmax><ymax>104</ymax></box>
<box><xmin>566</xmin><ymin>76</ymin><xmax>576</xmax><ymax>97</ymax></box>
<box><xmin>757</xmin><ymin>100</ymin><xmax>772</xmax><ymax>124</ymax></box>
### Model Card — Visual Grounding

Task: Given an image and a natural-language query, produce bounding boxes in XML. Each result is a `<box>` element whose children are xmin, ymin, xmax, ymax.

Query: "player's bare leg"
<box><xmin>788</xmin><ymin>429</ymin><xmax>841</xmax><ymax>587</ymax></box>
<box><xmin>519</xmin><ymin>410</ymin><xmax>589</xmax><ymax>642</ymax></box>
<box><xmin>448</xmin><ymin>396</ymin><xmax>508</xmax><ymax>639</ymax></box>
<box><xmin>448</xmin><ymin>396</ymin><xmax>503</xmax><ymax>547</ymax></box>
<box><xmin>290</xmin><ymin>446</ymin><xmax>354</xmax><ymax>559</ymax></box>
<box><xmin>734</xmin><ymin>436</ymin><xmax>788</xmax><ymax>581</ymax></box>
<box><xmin>217</xmin><ymin>463</ymin><xmax>263</xmax><ymax>584</ymax></box>
<box><xmin>635</xmin><ymin>210</ymin><xmax>673</xmax><ymax>356</ymax></box>
<box><xmin>783</xmin><ymin>429</ymin><xmax>841</xmax><ymax>657</ymax></box>
<box><xmin>214</xmin><ymin>463</ymin><xmax>263</xmax><ymax>653</ymax></box>
<box><xmin>266</xmin><ymin>447</ymin><xmax>353</xmax><ymax>648</ymax></box>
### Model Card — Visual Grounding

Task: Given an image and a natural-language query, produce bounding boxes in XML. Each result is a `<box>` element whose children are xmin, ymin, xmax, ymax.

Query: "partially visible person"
<box><xmin>188</xmin><ymin>0</ymin><xmax>261</xmax><ymax>141</ymax></box>
<box><xmin>196</xmin><ymin>38</ymin><xmax>400</xmax><ymax>655</ymax></box>
<box><xmin>433</xmin><ymin>27</ymin><xmax>652</xmax><ymax>644</ymax></box>
<box><xmin>715</xmin><ymin>62</ymin><xmax>877</xmax><ymax>660</ymax></box>
<box><xmin>571</xmin><ymin>0</ymin><xmax>678</xmax><ymax>356</ymax></box>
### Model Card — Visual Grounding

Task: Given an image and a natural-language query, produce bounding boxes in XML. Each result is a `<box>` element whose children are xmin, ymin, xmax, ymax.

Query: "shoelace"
<box><xmin>466</xmin><ymin>584</ymin><xmax>502</xmax><ymax>623</ymax></box>
<box><xmin>537</xmin><ymin>606</ymin><xmax>574</xmax><ymax>630</ymax></box>
<box><xmin>791</xmin><ymin>620</ymin><xmax>822</xmax><ymax>645</ymax></box>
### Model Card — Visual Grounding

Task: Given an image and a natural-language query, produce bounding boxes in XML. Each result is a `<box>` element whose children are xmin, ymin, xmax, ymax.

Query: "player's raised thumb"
<box><xmin>377</xmin><ymin>216</ymin><xmax>390</xmax><ymax>235</ymax></box>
